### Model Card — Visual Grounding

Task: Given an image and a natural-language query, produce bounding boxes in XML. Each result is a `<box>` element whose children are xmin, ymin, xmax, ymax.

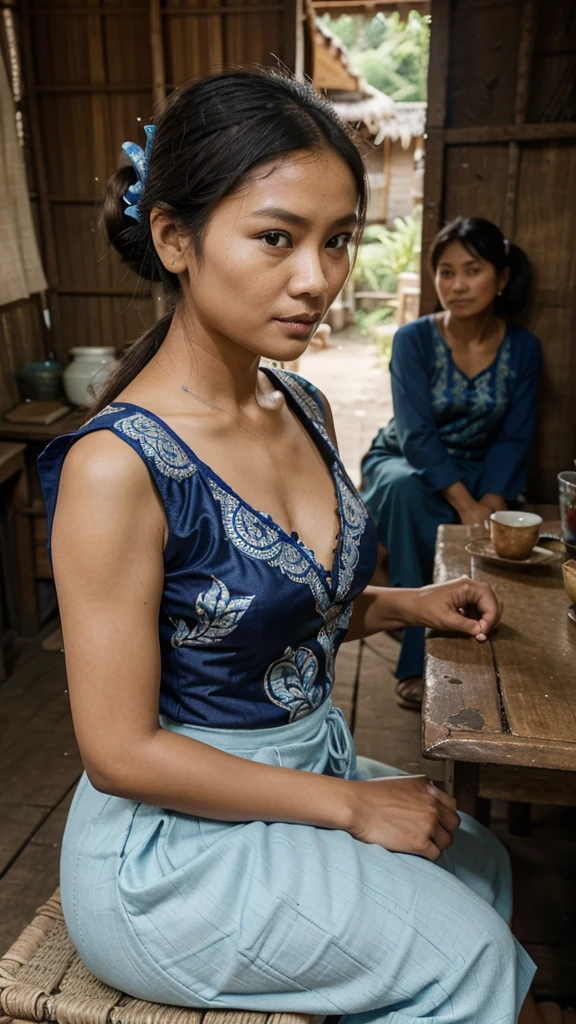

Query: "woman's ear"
<box><xmin>149</xmin><ymin>208</ymin><xmax>191</xmax><ymax>275</ymax></box>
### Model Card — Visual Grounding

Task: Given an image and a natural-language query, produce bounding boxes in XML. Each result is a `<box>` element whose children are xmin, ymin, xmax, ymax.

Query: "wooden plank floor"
<box><xmin>1</xmin><ymin>629</ymin><xmax>575</xmax><ymax>1000</ymax></box>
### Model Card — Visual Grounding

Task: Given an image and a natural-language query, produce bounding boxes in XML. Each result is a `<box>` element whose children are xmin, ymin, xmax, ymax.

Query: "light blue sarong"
<box><xmin>61</xmin><ymin>701</ymin><xmax>535</xmax><ymax>1022</ymax></box>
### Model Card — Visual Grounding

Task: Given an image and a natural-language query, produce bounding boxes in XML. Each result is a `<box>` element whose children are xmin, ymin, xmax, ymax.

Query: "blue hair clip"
<box><xmin>121</xmin><ymin>124</ymin><xmax>156</xmax><ymax>222</ymax></box>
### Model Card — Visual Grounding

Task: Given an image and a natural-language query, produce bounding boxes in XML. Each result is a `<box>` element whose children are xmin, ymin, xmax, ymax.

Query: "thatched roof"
<box><xmin>332</xmin><ymin>95</ymin><xmax>427</xmax><ymax>146</ymax></box>
<box><xmin>329</xmin><ymin>85</ymin><xmax>396</xmax><ymax>142</ymax></box>
<box><xmin>381</xmin><ymin>101</ymin><xmax>427</xmax><ymax>145</ymax></box>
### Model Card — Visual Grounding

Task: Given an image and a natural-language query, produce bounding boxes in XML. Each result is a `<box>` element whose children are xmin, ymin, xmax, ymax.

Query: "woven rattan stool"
<box><xmin>0</xmin><ymin>890</ymin><xmax>311</xmax><ymax>1024</ymax></box>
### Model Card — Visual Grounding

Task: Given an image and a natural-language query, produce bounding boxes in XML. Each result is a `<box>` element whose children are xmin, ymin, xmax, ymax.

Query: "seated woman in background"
<box><xmin>360</xmin><ymin>217</ymin><xmax>542</xmax><ymax>709</ymax></box>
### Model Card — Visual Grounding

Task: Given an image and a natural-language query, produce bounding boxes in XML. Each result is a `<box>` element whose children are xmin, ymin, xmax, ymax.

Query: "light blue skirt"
<box><xmin>61</xmin><ymin>701</ymin><xmax>535</xmax><ymax>1022</ymax></box>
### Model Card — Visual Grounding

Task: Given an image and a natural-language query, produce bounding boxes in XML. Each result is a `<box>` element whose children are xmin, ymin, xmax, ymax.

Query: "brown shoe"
<box><xmin>395</xmin><ymin>676</ymin><xmax>423</xmax><ymax>711</ymax></box>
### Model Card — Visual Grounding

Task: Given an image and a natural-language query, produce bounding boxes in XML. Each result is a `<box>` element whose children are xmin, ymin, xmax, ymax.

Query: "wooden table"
<box><xmin>0</xmin><ymin>443</ymin><xmax>31</xmax><ymax>660</ymax></box>
<box><xmin>0</xmin><ymin>411</ymin><xmax>84</xmax><ymax>635</ymax></box>
<box><xmin>423</xmin><ymin>522</ymin><xmax>576</xmax><ymax>821</ymax></box>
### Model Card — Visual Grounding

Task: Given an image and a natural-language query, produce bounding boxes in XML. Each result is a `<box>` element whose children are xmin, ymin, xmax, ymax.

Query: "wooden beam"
<box><xmin>57</xmin><ymin>288</ymin><xmax>152</xmax><ymax>297</ymax></box>
<box><xmin>29</xmin><ymin>5</ymin><xmax>146</xmax><ymax>11</ymax></box>
<box><xmin>47</xmin><ymin>196</ymin><xmax>101</xmax><ymax>204</ymax></box>
<box><xmin>29</xmin><ymin>4</ymin><xmax>284</xmax><ymax>11</ymax></box>
<box><xmin>420</xmin><ymin>0</ymin><xmax>450</xmax><ymax>315</ymax></box>
<box><xmin>36</xmin><ymin>83</ymin><xmax>152</xmax><ymax>93</ymax></box>
<box><xmin>442</xmin><ymin>122</ymin><xmax>576</xmax><ymax>144</ymax></box>
<box><xmin>163</xmin><ymin>4</ymin><xmax>283</xmax><ymax>12</ymax></box>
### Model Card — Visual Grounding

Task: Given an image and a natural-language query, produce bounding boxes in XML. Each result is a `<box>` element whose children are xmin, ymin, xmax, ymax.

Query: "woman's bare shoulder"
<box><xmin>59</xmin><ymin>429</ymin><xmax>158</xmax><ymax>511</ymax></box>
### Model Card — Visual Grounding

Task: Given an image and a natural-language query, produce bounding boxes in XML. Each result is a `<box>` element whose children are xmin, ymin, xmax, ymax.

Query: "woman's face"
<box><xmin>434</xmin><ymin>240</ymin><xmax>508</xmax><ymax>319</ymax></box>
<box><xmin>175</xmin><ymin>147</ymin><xmax>359</xmax><ymax>362</ymax></box>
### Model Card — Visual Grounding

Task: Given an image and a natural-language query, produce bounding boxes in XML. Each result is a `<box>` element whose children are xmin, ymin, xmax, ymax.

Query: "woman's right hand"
<box><xmin>346</xmin><ymin>775</ymin><xmax>460</xmax><ymax>860</ymax></box>
<box><xmin>459</xmin><ymin>501</ymin><xmax>493</xmax><ymax>526</ymax></box>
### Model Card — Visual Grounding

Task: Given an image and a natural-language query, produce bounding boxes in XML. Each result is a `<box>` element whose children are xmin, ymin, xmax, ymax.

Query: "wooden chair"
<box><xmin>0</xmin><ymin>889</ymin><xmax>310</xmax><ymax>1024</ymax></box>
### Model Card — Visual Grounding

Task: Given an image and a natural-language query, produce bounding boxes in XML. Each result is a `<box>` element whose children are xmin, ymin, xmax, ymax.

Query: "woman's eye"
<box><xmin>261</xmin><ymin>232</ymin><xmax>291</xmax><ymax>249</ymax></box>
<box><xmin>325</xmin><ymin>233</ymin><xmax>351</xmax><ymax>250</ymax></box>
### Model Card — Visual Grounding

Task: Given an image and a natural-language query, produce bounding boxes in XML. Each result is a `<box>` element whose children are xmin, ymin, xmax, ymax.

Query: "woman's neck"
<box><xmin>442</xmin><ymin>308</ymin><xmax>500</xmax><ymax>346</ymax></box>
<box><xmin>145</xmin><ymin>305</ymin><xmax>265</xmax><ymax>414</ymax></box>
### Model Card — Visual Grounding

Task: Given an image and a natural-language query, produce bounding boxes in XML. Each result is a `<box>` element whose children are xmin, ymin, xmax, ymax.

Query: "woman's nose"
<box><xmin>288</xmin><ymin>250</ymin><xmax>329</xmax><ymax>299</ymax></box>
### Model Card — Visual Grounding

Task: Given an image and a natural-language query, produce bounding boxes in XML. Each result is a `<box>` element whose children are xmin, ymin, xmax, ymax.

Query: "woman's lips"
<box><xmin>273</xmin><ymin>317</ymin><xmax>319</xmax><ymax>337</ymax></box>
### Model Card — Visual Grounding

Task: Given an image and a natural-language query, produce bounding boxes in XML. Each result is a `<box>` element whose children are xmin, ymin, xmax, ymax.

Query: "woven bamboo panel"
<box><xmin>0</xmin><ymin>890</ymin><xmax>311</xmax><ymax>1024</ymax></box>
<box><xmin>19</xmin><ymin>0</ymin><xmax>296</xmax><ymax>365</ymax></box>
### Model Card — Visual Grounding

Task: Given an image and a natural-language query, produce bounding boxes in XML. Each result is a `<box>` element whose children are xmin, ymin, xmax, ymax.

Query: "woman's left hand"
<box><xmin>413</xmin><ymin>575</ymin><xmax>502</xmax><ymax>641</ymax></box>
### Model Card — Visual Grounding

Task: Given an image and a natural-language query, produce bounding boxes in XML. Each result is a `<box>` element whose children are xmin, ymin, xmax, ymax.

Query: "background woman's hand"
<box><xmin>459</xmin><ymin>500</ymin><xmax>494</xmax><ymax>526</ymax></box>
<box><xmin>347</xmin><ymin>775</ymin><xmax>460</xmax><ymax>860</ymax></box>
<box><xmin>479</xmin><ymin>493</ymin><xmax>508</xmax><ymax>514</ymax></box>
<box><xmin>414</xmin><ymin>575</ymin><xmax>502</xmax><ymax>640</ymax></box>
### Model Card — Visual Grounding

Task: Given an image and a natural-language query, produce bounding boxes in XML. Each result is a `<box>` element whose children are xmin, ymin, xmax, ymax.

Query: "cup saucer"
<box><xmin>465</xmin><ymin>537</ymin><xmax>561</xmax><ymax>569</ymax></box>
<box><xmin>568</xmin><ymin>605</ymin><xmax>576</xmax><ymax>625</ymax></box>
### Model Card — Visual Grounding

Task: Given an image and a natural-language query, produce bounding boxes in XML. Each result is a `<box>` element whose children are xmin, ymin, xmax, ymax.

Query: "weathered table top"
<box><xmin>423</xmin><ymin>522</ymin><xmax>576</xmax><ymax>773</ymax></box>
<box><xmin>0</xmin><ymin>410</ymin><xmax>84</xmax><ymax>444</ymax></box>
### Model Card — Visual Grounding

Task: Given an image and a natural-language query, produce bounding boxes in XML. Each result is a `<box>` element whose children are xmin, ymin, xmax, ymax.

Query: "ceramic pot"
<box><xmin>62</xmin><ymin>347</ymin><xmax>119</xmax><ymax>407</ymax></box>
<box><xmin>17</xmin><ymin>360</ymin><xmax>64</xmax><ymax>402</ymax></box>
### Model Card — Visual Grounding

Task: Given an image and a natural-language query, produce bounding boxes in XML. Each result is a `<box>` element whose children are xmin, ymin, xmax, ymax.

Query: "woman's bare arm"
<box><xmin>52</xmin><ymin>429</ymin><xmax>460</xmax><ymax>860</ymax></box>
<box><xmin>345</xmin><ymin>578</ymin><xmax>501</xmax><ymax>642</ymax></box>
<box><xmin>52</xmin><ymin>432</ymin><xmax>356</xmax><ymax>826</ymax></box>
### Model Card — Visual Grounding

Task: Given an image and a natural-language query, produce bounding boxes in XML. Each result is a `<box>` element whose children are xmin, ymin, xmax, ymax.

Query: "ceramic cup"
<box><xmin>489</xmin><ymin>510</ymin><xmax>543</xmax><ymax>560</ymax></box>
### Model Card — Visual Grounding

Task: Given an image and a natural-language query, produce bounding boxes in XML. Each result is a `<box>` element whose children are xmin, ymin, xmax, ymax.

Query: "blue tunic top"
<box><xmin>370</xmin><ymin>315</ymin><xmax>542</xmax><ymax>499</ymax></box>
<box><xmin>38</xmin><ymin>368</ymin><xmax>377</xmax><ymax>730</ymax></box>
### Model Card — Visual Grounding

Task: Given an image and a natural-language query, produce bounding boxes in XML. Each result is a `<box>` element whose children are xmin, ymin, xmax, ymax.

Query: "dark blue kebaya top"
<box><xmin>369</xmin><ymin>314</ymin><xmax>542</xmax><ymax>499</ymax></box>
<box><xmin>38</xmin><ymin>369</ymin><xmax>377</xmax><ymax>730</ymax></box>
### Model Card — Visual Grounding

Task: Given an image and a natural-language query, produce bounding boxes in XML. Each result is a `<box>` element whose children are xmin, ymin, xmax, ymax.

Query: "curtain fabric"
<box><xmin>0</xmin><ymin>47</ymin><xmax>47</xmax><ymax>306</ymax></box>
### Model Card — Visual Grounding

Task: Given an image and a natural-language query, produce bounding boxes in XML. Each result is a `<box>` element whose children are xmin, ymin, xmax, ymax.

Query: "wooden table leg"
<box><xmin>11</xmin><ymin>467</ymin><xmax>38</xmax><ymax>636</ymax></box>
<box><xmin>446</xmin><ymin>761</ymin><xmax>491</xmax><ymax>825</ymax></box>
<box><xmin>508</xmin><ymin>801</ymin><xmax>531</xmax><ymax>836</ymax></box>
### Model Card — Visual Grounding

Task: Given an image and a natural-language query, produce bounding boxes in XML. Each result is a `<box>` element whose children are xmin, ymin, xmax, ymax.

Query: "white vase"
<box><xmin>62</xmin><ymin>347</ymin><xmax>119</xmax><ymax>407</ymax></box>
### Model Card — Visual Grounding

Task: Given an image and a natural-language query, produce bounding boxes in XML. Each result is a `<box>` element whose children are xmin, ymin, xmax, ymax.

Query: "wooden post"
<box><xmin>446</xmin><ymin>761</ymin><xmax>490</xmax><ymax>825</ymax></box>
<box><xmin>282</xmin><ymin>0</ymin><xmax>299</xmax><ymax>75</ymax></box>
<box><xmin>18</xmin><ymin>0</ymin><xmax>66</xmax><ymax>363</ymax></box>
<box><xmin>503</xmin><ymin>0</ymin><xmax>536</xmax><ymax>240</ymax></box>
<box><xmin>382</xmin><ymin>135</ymin><xmax>391</xmax><ymax>224</ymax></box>
<box><xmin>419</xmin><ymin>0</ymin><xmax>450</xmax><ymax>314</ymax></box>
<box><xmin>150</xmin><ymin>0</ymin><xmax>166</xmax><ymax>319</ymax></box>
<box><xmin>150</xmin><ymin>0</ymin><xmax>166</xmax><ymax>108</ymax></box>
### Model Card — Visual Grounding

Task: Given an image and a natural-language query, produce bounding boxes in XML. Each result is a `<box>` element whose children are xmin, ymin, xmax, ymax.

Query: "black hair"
<box><xmin>429</xmin><ymin>216</ymin><xmax>531</xmax><ymax>317</ymax></box>
<box><xmin>92</xmin><ymin>68</ymin><xmax>367</xmax><ymax>415</ymax></box>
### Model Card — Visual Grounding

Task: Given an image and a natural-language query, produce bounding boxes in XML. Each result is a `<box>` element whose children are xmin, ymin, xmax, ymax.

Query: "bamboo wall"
<box><xmin>9</xmin><ymin>0</ymin><xmax>298</xmax><ymax>375</ymax></box>
<box><xmin>0</xmin><ymin>12</ymin><xmax>47</xmax><ymax>415</ymax></box>
<box><xmin>422</xmin><ymin>0</ymin><xmax>576</xmax><ymax>501</ymax></box>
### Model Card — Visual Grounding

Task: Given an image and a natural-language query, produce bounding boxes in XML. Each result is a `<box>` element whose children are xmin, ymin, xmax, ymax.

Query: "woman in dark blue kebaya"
<box><xmin>361</xmin><ymin>218</ymin><xmax>542</xmax><ymax>709</ymax></box>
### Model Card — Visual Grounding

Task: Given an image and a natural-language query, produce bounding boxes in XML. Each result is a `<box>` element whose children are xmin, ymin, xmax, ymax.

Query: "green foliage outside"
<box><xmin>320</xmin><ymin>10</ymin><xmax>430</xmax><ymax>101</ymax></box>
<box><xmin>352</xmin><ymin>210</ymin><xmax>422</xmax><ymax>357</ymax></box>
<box><xmin>354</xmin><ymin>209</ymin><xmax>422</xmax><ymax>293</ymax></box>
